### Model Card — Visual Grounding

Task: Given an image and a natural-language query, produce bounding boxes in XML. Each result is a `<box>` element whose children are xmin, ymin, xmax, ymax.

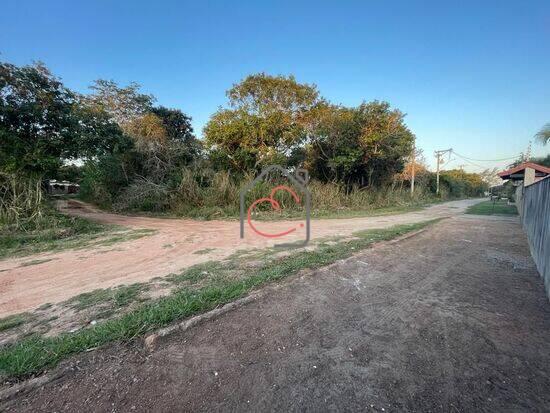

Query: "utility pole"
<box><xmin>526</xmin><ymin>141</ymin><xmax>532</xmax><ymax>162</ymax></box>
<box><xmin>410</xmin><ymin>141</ymin><xmax>415</xmax><ymax>195</ymax></box>
<box><xmin>434</xmin><ymin>148</ymin><xmax>452</xmax><ymax>195</ymax></box>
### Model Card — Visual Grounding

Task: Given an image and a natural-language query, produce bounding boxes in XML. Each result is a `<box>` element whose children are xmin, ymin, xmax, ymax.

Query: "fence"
<box><xmin>520</xmin><ymin>176</ymin><xmax>550</xmax><ymax>300</ymax></box>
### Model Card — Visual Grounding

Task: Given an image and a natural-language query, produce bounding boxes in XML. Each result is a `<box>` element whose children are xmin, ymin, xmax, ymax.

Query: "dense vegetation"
<box><xmin>1</xmin><ymin>61</ymin><xmax>489</xmax><ymax>227</ymax></box>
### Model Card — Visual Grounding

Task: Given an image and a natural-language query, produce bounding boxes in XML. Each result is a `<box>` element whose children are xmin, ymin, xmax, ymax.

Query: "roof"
<box><xmin>498</xmin><ymin>162</ymin><xmax>550</xmax><ymax>180</ymax></box>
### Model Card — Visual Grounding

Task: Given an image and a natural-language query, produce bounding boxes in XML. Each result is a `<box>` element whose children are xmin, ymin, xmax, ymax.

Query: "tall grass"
<box><xmin>106</xmin><ymin>167</ymin><xmax>438</xmax><ymax>219</ymax></box>
<box><xmin>0</xmin><ymin>173</ymin><xmax>116</xmax><ymax>258</ymax></box>
<box><xmin>0</xmin><ymin>173</ymin><xmax>44</xmax><ymax>230</ymax></box>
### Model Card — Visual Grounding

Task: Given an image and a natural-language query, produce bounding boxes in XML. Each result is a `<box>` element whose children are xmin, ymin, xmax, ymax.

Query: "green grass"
<box><xmin>0</xmin><ymin>211</ymin><xmax>108</xmax><ymax>259</ymax></box>
<box><xmin>0</xmin><ymin>209</ymin><xmax>155</xmax><ymax>260</ymax></box>
<box><xmin>0</xmin><ymin>314</ymin><xmax>31</xmax><ymax>333</ymax></box>
<box><xmin>0</xmin><ymin>219</ymin><xmax>440</xmax><ymax>380</ymax></box>
<box><xmin>252</xmin><ymin>203</ymin><xmax>429</xmax><ymax>221</ymax></box>
<box><xmin>183</xmin><ymin>202</ymin><xmax>432</xmax><ymax>221</ymax></box>
<box><xmin>465</xmin><ymin>200</ymin><xmax>518</xmax><ymax>216</ymax></box>
<box><xmin>67</xmin><ymin>284</ymin><xmax>150</xmax><ymax>311</ymax></box>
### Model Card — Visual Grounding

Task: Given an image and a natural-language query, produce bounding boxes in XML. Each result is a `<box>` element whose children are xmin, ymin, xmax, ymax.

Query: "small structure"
<box><xmin>46</xmin><ymin>180</ymin><xmax>80</xmax><ymax>195</ymax></box>
<box><xmin>498</xmin><ymin>162</ymin><xmax>550</xmax><ymax>217</ymax></box>
<box><xmin>498</xmin><ymin>162</ymin><xmax>550</xmax><ymax>186</ymax></box>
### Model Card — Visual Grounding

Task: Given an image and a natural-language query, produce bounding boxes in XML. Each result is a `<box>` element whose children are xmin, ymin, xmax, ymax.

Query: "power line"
<box><xmin>452</xmin><ymin>151</ymin><xmax>512</xmax><ymax>170</ymax></box>
<box><xmin>454</xmin><ymin>156</ymin><xmax>489</xmax><ymax>170</ymax></box>
<box><xmin>451</xmin><ymin>151</ymin><xmax>520</xmax><ymax>162</ymax></box>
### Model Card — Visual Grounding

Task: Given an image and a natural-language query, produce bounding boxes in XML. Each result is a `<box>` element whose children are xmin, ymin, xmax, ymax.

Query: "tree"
<box><xmin>204</xmin><ymin>73</ymin><xmax>322</xmax><ymax>172</ymax></box>
<box><xmin>73</xmin><ymin>95</ymin><xmax>128</xmax><ymax>157</ymax></box>
<box><xmin>440</xmin><ymin>169</ymin><xmax>487</xmax><ymax>197</ymax></box>
<box><xmin>125</xmin><ymin>113</ymin><xmax>167</xmax><ymax>149</ymax></box>
<box><xmin>151</xmin><ymin>106</ymin><xmax>194</xmax><ymax>143</ymax></box>
<box><xmin>307</xmin><ymin>101</ymin><xmax>415</xmax><ymax>186</ymax></box>
<box><xmin>0</xmin><ymin>61</ymin><xmax>124</xmax><ymax>176</ymax></box>
<box><xmin>535</xmin><ymin>123</ymin><xmax>550</xmax><ymax>145</ymax></box>
<box><xmin>0</xmin><ymin>61</ymin><xmax>77</xmax><ymax>175</ymax></box>
<box><xmin>152</xmin><ymin>106</ymin><xmax>201</xmax><ymax>161</ymax></box>
<box><xmin>86</xmin><ymin>80</ymin><xmax>154</xmax><ymax>131</ymax></box>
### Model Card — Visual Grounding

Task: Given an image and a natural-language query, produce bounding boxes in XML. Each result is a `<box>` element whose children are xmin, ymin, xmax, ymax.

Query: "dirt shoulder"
<box><xmin>3</xmin><ymin>215</ymin><xmax>550</xmax><ymax>412</ymax></box>
<box><xmin>0</xmin><ymin>199</ymin><xmax>483</xmax><ymax>317</ymax></box>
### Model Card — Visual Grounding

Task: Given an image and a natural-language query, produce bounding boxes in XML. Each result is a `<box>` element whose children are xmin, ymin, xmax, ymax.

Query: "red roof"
<box><xmin>498</xmin><ymin>162</ymin><xmax>550</xmax><ymax>179</ymax></box>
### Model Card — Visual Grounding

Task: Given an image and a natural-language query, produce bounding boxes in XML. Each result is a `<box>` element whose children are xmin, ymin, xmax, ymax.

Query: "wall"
<box><xmin>520</xmin><ymin>176</ymin><xmax>550</xmax><ymax>300</ymax></box>
<box><xmin>515</xmin><ymin>184</ymin><xmax>524</xmax><ymax>217</ymax></box>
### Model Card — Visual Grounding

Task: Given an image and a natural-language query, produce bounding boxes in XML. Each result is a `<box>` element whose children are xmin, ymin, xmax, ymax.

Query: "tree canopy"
<box><xmin>86</xmin><ymin>80</ymin><xmax>154</xmax><ymax>129</ymax></box>
<box><xmin>306</xmin><ymin>101</ymin><xmax>415</xmax><ymax>186</ymax></box>
<box><xmin>204</xmin><ymin>73</ymin><xmax>322</xmax><ymax>172</ymax></box>
<box><xmin>1</xmin><ymin>60</ymin><xmax>488</xmax><ymax>217</ymax></box>
<box><xmin>0</xmin><ymin>62</ymin><xmax>124</xmax><ymax>175</ymax></box>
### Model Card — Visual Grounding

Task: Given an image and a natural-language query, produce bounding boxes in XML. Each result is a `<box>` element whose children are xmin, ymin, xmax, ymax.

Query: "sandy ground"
<box><xmin>0</xmin><ymin>199</ymin><xmax>482</xmax><ymax>317</ymax></box>
<box><xmin>3</xmin><ymin>215</ymin><xmax>549</xmax><ymax>412</ymax></box>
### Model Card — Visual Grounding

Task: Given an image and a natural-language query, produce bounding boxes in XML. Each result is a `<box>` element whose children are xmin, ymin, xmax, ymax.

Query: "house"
<box><xmin>498</xmin><ymin>162</ymin><xmax>550</xmax><ymax>216</ymax></box>
<box><xmin>498</xmin><ymin>162</ymin><xmax>550</xmax><ymax>186</ymax></box>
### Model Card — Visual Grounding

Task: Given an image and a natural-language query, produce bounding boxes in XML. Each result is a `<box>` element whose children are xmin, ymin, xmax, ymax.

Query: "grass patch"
<box><xmin>0</xmin><ymin>219</ymin><xmax>440</xmax><ymax>380</ymax></box>
<box><xmin>466</xmin><ymin>200</ymin><xmax>518</xmax><ymax>216</ymax></box>
<box><xmin>193</xmin><ymin>248</ymin><xmax>216</xmax><ymax>255</ymax></box>
<box><xmin>113</xmin><ymin>284</ymin><xmax>148</xmax><ymax>307</ymax></box>
<box><xmin>67</xmin><ymin>284</ymin><xmax>150</xmax><ymax>311</ymax></box>
<box><xmin>153</xmin><ymin>201</ymin><xmax>435</xmax><ymax>221</ymax></box>
<box><xmin>0</xmin><ymin>209</ymin><xmax>110</xmax><ymax>259</ymax></box>
<box><xmin>167</xmin><ymin>261</ymin><xmax>229</xmax><ymax>285</ymax></box>
<box><xmin>0</xmin><ymin>314</ymin><xmax>30</xmax><ymax>333</ymax></box>
<box><xmin>0</xmin><ymin>207</ymin><xmax>155</xmax><ymax>260</ymax></box>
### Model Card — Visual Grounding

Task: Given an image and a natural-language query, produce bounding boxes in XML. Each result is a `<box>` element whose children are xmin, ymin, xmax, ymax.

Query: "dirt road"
<box><xmin>0</xmin><ymin>199</ymin><xmax>481</xmax><ymax>316</ymax></box>
<box><xmin>3</xmin><ymin>215</ymin><xmax>549</xmax><ymax>412</ymax></box>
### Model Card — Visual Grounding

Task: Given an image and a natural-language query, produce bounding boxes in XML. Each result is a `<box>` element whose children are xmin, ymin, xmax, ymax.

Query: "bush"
<box><xmin>114</xmin><ymin>179</ymin><xmax>171</xmax><ymax>212</ymax></box>
<box><xmin>79</xmin><ymin>155</ymin><xmax>485</xmax><ymax>219</ymax></box>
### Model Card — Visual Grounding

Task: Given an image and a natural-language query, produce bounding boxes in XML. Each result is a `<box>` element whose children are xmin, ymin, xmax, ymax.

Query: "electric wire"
<box><xmin>451</xmin><ymin>151</ymin><xmax>520</xmax><ymax>162</ymax></box>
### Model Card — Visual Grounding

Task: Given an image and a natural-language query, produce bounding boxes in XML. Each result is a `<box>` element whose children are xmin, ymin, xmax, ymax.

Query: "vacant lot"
<box><xmin>0</xmin><ymin>199</ymin><xmax>482</xmax><ymax>317</ymax></box>
<box><xmin>2</xmin><ymin>215</ymin><xmax>549</xmax><ymax>412</ymax></box>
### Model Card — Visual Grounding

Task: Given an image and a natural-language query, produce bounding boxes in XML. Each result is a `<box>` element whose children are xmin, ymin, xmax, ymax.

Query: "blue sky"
<box><xmin>2</xmin><ymin>0</ymin><xmax>549</xmax><ymax>171</ymax></box>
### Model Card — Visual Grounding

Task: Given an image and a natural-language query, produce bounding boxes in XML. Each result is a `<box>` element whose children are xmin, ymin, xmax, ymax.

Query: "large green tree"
<box><xmin>151</xmin><ymin>106</ymin><xmax>194</xmax><ymax>143</ymax></box>
<box><xmin>306</xmin><ymin>101</ymin><xmax>415</xmax><ymax>186</ymax></box>
<box><xmin>152</xmin><ymin>106</ymin><xmax>201</xmax><ymax>161</ymax></box>
<box><xmin>0</xmin><ymin>62</ymin><xmax>124</xmax><ymax>176</ymax></box>
<box><xmin>204</xmin><ymin>73</ymin><xmax>322</xmax><ymax>172</ymax></box>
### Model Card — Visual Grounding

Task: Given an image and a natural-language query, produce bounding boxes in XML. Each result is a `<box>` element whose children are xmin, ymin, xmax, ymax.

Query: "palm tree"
<box><xmin>535</xmin><ymin>123</ymin><xmax>550</xmax><ymax>145</ymax></box>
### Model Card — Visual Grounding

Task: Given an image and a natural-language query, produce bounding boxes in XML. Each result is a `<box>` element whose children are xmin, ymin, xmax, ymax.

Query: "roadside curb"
<box><xmin>143</xmin><ymin>292</ymin><xmax>263</xmax><ymax>351</ymax></box>
<box><xmin>0</xmin><ymin>371</ymin><xmax>63</xmax><ymax>402</ymax></box>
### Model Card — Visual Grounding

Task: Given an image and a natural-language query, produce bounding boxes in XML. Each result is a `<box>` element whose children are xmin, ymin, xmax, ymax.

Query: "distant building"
<box><xmin>46</xmin><ymin>180</ymin><xmax>80</xmax><ymax>195</ymax></box>
<box><xmin>498</xmin><ymin>162</ymin><xmax>550</xmax><ymax>215</ymax></box>
<box><xmin>498</xmin><ymin>162</ymin><xmax>550</xmax><ymax>186</ymax></box>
